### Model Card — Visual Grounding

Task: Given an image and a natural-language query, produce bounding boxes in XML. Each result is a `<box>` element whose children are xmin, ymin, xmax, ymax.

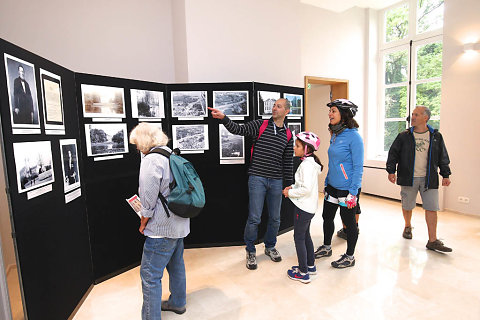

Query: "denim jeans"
<box><xmin>140</xmin><ymin>237</ymin><xmax>186</xmax><ymax>320</ymax></box>
<box><xmin>293</xmin><ymin>207</ymin><xmax>315</xmax><ymax>273</ymax></box>
<box><xmin>244</xmin><ymin>175</ymin><xmax>283</xmax><ymax>253</ymax></box>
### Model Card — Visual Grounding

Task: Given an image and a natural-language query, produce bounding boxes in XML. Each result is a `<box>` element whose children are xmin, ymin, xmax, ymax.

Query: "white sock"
<box><xmin>324</xmin><ymin>245</ymin><xmax>331</xmax><ymax>250</ymax></box>
<box><xmin>346</xmin><ymin>254</ymin><xmax>354</xmax><ymax>259</ymax></box>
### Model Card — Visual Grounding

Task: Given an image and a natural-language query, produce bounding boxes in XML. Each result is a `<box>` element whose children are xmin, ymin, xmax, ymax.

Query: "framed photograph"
<box><xmin>213</xmin><ymin>91</ymin><xmax>249</xmax><ymax>117</ymax></box>
<box><xmin>219</xmin><ymin>124</ymin><xmax>244</xmax><ymax>164</ymax></box>
<box><xmin>287</xmin><ymin>122</ymin><xmax>302</xmax><ymax>141</ymax></box>
<box><xmin>257</xmin><ymin>91</ymin><xmax>280</xmax><ymax>116</ymax></box>
<box><xmin>40</xmin><ymin>69</ymin><xmax>65</xmax><ymax>131</ymax></box>
<box><xmin>4</xmin><ymin>54</ymin><xmax>40</xmax><ymax>129</ymax></box>
<box><xmin>81</xmin><ymin>84</ymin><xmax>125</xmax><ymax>118</ymax></box>
<box><xmin>285</xmin><ymin>93</ymin><xmax>303</xmax><ymax>117</ymax></box>
<box><xmin>59</xmin><ymin>139</ymin><xmax>81</xmax><ymax>193</ymax></box>
<box><xmin>13</xmin><ymin>141</ymin><xmax>54</xmax><ymax>194</ymax></box>
<box><xmin>130</xmin><ymin>89</ymin><xmax>165</xmax><ymax>119</ymax></box>
<box><xmin>172</xmin><ymin>124</ymin><xmax>209</xmax><ymax>152</ymax></box>
<box><xmin>170</xmin><ymin>91</ymin><xmax>207</xmax><ymax>119</ymax></box>
<box><xmin>84</xmin><ymin>123</ymin><xmax>128</xmax><ymax>157</ymax></box>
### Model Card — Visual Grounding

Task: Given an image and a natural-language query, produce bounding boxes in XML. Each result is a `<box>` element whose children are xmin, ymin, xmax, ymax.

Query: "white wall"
<box><xmin>300</xmin><ymin>5</ymin><xmax>367</xmax><ymax>136</ymax></box>
<box><xmin>182</xmin><ymin>0</ymin><xmax>303</xmax><ymax>87</ymax></box>
<box><xmin>0</xmin><ymin>0</ymin><xmax>176</xmax><ymax>83</ymax></box>
<box><xmin>440</xmin><ymin>0</ymin><xmax>480</xmax><ymax>215</ymax></box>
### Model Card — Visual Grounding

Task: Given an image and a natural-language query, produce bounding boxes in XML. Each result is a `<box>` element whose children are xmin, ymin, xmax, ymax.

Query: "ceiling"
<box><xmin>300</xmin><ymin>0</ymin><xmax>403</xmax><ymax>12</ymax></box>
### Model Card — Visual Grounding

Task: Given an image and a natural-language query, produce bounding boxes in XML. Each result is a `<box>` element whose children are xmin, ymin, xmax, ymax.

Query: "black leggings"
<box><xmin>322</xmin><ymin>185</ymin><xmax>359</xmax><ymax>256</ymax></box>
<box><xmin>293</xmin><ymin>207</ymin><xmax>315</xmax><ymax>273</ymax></box>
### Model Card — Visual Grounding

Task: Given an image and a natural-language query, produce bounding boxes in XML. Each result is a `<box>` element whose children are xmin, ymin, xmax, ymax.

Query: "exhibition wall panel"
<box><xmin>74</xmin><ymin>73</ymin><xmax>168</xmax><ymax>283</ymax></box>
<box><xmin>0</xmin><ymin>39</ymin><xmax>93</xmax><ymax>320</ymax></box>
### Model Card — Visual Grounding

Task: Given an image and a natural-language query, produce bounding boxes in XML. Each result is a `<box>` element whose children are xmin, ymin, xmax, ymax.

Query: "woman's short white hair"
<box><xmin>129</xmin><ymin>123</ymin><xmax>169</xmax><ymax>154</ymax></box>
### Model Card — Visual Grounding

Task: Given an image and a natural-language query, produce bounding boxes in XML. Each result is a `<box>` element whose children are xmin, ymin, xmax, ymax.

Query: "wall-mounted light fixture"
<box><xmin>464</xmin><ymin>42</ymin><xmax>480</xmax><ymax>53</ymax></box>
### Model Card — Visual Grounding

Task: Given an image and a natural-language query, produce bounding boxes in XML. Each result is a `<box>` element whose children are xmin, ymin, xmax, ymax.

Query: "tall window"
<box><xmin>379</xmin><ymin>0</ymin><xmax>444</xmax><ymax>153</ymax></box>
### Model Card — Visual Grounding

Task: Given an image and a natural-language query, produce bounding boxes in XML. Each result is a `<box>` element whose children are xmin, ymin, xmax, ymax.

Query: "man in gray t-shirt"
<box><xmin>386</xmin><ymin>106</ymin><xmax>452</xmax><ymax>253</ymax></box>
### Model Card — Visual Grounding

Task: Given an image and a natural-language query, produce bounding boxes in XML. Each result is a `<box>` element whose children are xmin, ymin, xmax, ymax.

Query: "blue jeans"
<box><xmin>244</xmin><ymin>175</ymin><xmax>283</xmax><ymax>253</ymax></box>
<box><xmin>140</xmin><ymin>237</ymin><xmax>186</xmax><ymax>320</ymax></box>
<box><xmin>293</xmin><ymin>207</ymin><xmax>315</xmax><ymax>273</ymax></box>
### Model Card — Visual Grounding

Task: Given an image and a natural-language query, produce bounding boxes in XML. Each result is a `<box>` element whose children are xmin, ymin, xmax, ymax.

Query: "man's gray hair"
<box><xmin>417</xmin><ymin>105</ymin><xmax>431</xmax><ymax>121</ymax></box>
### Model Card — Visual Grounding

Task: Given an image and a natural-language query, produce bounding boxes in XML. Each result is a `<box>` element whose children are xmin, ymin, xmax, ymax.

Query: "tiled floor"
<box><xmin>68</xmin><ymin>194</ymin><xmax>479</xmax><ymax>319</ymax></box>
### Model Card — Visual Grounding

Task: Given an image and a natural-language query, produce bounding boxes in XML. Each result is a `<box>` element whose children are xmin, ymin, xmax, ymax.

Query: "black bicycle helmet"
<box><xmin>327</xmin><ymin>99</ymin><xmax>358</xmax><ymax>117</ymax></box>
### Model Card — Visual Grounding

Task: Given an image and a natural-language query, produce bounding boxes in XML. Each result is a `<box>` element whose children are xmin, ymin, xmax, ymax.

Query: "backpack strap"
<box><xmin>146</xmin><ymin>148</ymin><xmax>172</xmax><ymax>218</ymax></box>
<box><xmin>250</xmin><ymin>120</ymin><xmax>269</xmax><ymax>160</ymax></box>
<box><xmin>286</xmin><ymin>127</ymin><xmax>292</xmax><ymax>142</ymax></box>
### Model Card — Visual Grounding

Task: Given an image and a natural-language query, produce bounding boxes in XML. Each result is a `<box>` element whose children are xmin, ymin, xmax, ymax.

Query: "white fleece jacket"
<box><xmin>288</xmin><ymin>157</ymin><xmax>322</xmax><ymax>214</ymax></box>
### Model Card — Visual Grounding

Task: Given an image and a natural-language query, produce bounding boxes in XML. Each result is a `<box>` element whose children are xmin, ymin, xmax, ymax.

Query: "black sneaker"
<box><xmin>265</xmin><ymin>247</ymin><xmax>282</xmax><ymax>262</ymax></box>
<box><xmin>314</xmin><ymin>245</ymin><xmax>332</xmax><ymax>259</ymax></box>
<box><xmin>426</xmin><ymin>239</ymin><xmax>452</xmax><ymax>252</ymax></box>
<box><xmin>403</xmin><ymin>226</ymin><xmax>413</xmax><ymax>239</ymax></box>
<box><xmin>161</xmin><ymin>301</ymin><xmax>186</xmax><ymax>314</ymax></box>
<box><xmin>331</xmin><ymin>254</ymin><xmax>355</xmax><ymax>269</ymax></box>
<box><xmin>246</xmin><ymin>251</ymin><xmax>257</xmax><ymax>270</ymax></box>
<box><xmin>337</xmin><ymin>228</ymin><xmax>347</xmax><ymax>240</ymax></box>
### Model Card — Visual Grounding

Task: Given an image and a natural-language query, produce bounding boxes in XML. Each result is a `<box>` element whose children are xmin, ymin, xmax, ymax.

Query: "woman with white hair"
<box><xmin>130</xmin><ymin>123</ymin><xmax>189</xmax><ymax>319</ymax></box>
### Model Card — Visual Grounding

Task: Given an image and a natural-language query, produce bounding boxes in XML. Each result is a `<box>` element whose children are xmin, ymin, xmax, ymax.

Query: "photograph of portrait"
<box><xmin>171</xmin><ymin>91</ymin><xmax>207</xmax><ymax>119</ymax></box>
<box><xmin>40</xmin><ymin>69</ymin><xmax>65</xmax><ymax>131</ymax></box>
<box><xmin>4</xmin><ymin>53</ymin><xmax>40</xmax><ymax>129</ymax></box>
<box><xmin>219</xmin><ymin>124</ymin><xmax>244</xmax><ymax>164</ymax></box>
<box><xmin>13</xmin><ymin>141</ymin><xmax>54</xmax><ymax>194</ymax></box>
<box><xmin>287</xmin><ymin>122</ymin><xmax>302</xmax><ymax>141</ymax></box>
<box><xmin>284</xmin><ymin>93</ymin><xmax>303</xmax><ymax>117</ymax></box>
<box><xmin>257</xmin><ymin>91</ymin><xmax>280</xmax><ymax>116</ymax></box>
<box><xmin>81</xmin><ymin>84</ymin><xmax>125</xmax><ymax>118</ymax></box>
<box><xmin>59</xmin><ymin>139</ymin><xmax>81</xmax><ymax>193</ymax></box>
<box><xmin>85</xmin><ymin>123</ymin><xmax>128</xmax><ymax>157</ymax></box>
<box><xmin>130</xmin><ymin>89</ymin><xmax>165</xmax><ymax>119</ymax></box>
<box><xmin>213</xmin><ymin>91</ymin><xmax>249</xmax><ymax>117</ymax></box>
<box><xmin>172</xmin><ymin>124</ymin><xmax>209</xmax><ymax>152</ymax></box>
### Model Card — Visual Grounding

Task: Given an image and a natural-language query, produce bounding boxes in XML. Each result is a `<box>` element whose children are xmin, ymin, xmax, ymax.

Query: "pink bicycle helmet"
<box><xmin>296</xmin><ymin>131</ymin><xmax>320</xmax><ymax>157</ymax></box>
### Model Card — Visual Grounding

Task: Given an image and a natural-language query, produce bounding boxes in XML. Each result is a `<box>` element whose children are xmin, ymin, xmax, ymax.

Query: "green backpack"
<box><xmin>148</xmin><ymin>148</ymin><xmax>205</xmax><ymax>218</ymax></box>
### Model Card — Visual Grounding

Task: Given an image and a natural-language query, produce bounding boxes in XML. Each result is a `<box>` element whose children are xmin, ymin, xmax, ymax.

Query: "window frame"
<box><xmin>372</xmin><ymin>0</ymin><xmax>444</xmax><ymax>160</ymax></box>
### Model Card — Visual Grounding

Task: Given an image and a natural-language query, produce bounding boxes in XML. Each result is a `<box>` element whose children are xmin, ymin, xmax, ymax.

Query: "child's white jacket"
<box><xmin>288</xmin><ymin>157</ymin><xmax>322</xmax><ymax>214</ymax></box>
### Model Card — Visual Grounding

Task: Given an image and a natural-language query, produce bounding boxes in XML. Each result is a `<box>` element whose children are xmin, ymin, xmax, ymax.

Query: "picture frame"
<box><xmin>172</xmin><ymin>124</ymin><xmax>209</xmax><ymax>152</ymax></box>
<box><xmin>257</xmin><ymin>91</ymin><xmax>280</xmax><ymax>117</ymax></box>
<box><xmin>213</xmin><ymin>91</ymin><xmax>249</xmax><ymax>118</ymax></box>
<box><xmin>84</xmin><ymin>123</ymin><xmax>128</xmax><ymax>157</ymax></box>
<box><xmin>40</xmin><ymin>69</ymin><xmax>65</xmax><ymax>131</ymax></box>
<box><xmin>81</xmin><ymin>84</ymin><xmax>125</xmax><ymax>118</ymax></box>
<box><xmin>59</xmin><ymin>139</ymin><xmax>81</xmax><ymax>193</ymax></box>
<box><xmin>130</xmin><ymin>89</ymin><xmax>165</xmax><ymax>120</ymax></box>
<box><xmin>170</xmin><ymin>91</ymin><xmax>207</xmax><ymax>119</ymax></box>
<box><xmin>4</xmin><ymin>53</ymin><xmax>40</xmax><ymax>130</ymax></box>
<box><xmin>13</xmin><ymin>141</ymin><xmax>54</xmax><ymax>194</ymax></box>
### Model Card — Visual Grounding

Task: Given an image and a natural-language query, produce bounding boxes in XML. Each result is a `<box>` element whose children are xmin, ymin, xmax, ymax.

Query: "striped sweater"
<box><xmin>139</xmin><ymin>146</ymin><xmax>190</xmax><ymax>238</ymax></box>
<box><xmin>222</xmin><ymin>116</ymin><xmax>294</xmax><ymax>183</ymax></box>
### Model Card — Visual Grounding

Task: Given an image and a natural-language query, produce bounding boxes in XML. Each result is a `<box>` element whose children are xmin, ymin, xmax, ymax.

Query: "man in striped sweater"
<box><xmin>209</xmin><ymin>98</ymin><xmax>294</xmax><ymax>270</ymax></box>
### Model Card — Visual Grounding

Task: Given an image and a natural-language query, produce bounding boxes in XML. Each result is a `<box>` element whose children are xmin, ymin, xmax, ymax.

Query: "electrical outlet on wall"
<box><xmin>457</xmin><ymin>196</ymin><xmax>470</xmax><ymax>204</ymax></box>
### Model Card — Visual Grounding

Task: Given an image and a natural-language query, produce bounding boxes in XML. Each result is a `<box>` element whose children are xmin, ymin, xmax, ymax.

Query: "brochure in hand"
<box><xmin>126</xmin><ymin>194</ymin><xmax>142</xmax><ymax>218</ymax></box>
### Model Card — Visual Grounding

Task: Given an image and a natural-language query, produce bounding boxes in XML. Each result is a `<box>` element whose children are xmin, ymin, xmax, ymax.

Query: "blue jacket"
<box><xmin>325</xmin><ymin>128</ymin><xmax>364</xmax><ymax>195</ymax></box>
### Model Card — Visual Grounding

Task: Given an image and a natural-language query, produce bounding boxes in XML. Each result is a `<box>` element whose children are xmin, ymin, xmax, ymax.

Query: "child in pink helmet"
<box><xmin>282</xmin><ymin>131</ymin><xmax>323</xmax><ymax>283</ymax></box>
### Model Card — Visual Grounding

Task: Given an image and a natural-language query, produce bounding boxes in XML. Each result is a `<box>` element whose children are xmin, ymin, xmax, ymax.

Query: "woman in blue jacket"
<box><xmin>314</xmin><ymin>99</ymin><xmax>364</xmax><ymax>268</ymax></box>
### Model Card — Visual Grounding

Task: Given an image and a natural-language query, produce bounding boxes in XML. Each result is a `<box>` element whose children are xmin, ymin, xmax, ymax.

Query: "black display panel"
<box><xmin>0</xmin><ymin>39</ymin><xmax>92</xmax><ymax>320</ymax></box>
<box><xmin>74</xmin><ymin>73</ymin><xmax>168</xmax><ymax>283</ymax></box>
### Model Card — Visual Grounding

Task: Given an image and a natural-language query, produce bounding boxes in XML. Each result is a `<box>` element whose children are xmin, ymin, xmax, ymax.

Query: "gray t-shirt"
<box><xmin>413</xmin><ymin>131</ymin><xmax>430</xmax><ymax>177</ymax></box>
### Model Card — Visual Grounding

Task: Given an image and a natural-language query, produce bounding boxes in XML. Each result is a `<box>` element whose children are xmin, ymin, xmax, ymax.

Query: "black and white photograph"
<box><xmin>219</xmin><ymin>124</ymin><xmax>244</xmax><ymax>164</ymax></box>
<box><xmin>81</xmin><ymin>84</ymin><xmax>125</xmax><ymax>118</ymax></box>
<box><xmin>13</xmin><ymin>141</ymin><xmax>54</xmax><ymax>194</ymax></box>
<box><xmin>287</xmin><ymin>122</ymin><xmax>302</xmax><ymax>140</ymax></box>
<box><xmin>4</xmin><ymin>53</ymin><xmax>40</xmax><ymax>129</ymax></box>
<box><xmin>213</xmin><ymin>91</ymin><xmax>249</xmax><ymax>118</ymax></box>
<box><xmin>284</xmin><ymin>93</ymin><xmax>303</xmax><ymax>117</ymax></box>
<box><xmin>84</xmin><ymin>123</ymin><xmax>128</xmax><ymax>157</ymax></box>
<box><xmin>171</xmin><ymin>91</ymin><xmax>207</xmax><ymax>119</ymax></box>
<box><xmin>257</xmin><ymin>91</ymin><xmax>280</xmax><ymax>116</ymax></box>
<box><xmin>130</xmin><ymin>89</ymin><xmax>165</xmax><ymax>119</ymax></box>
<box><xmin>40</xmin><ymin>68</ymin><xmax>65</xmax><ymax>132</ymax></box>
<box><xmin>60</xmin><ymin>139</ymin><xmax>81</xmax><ymax>193</ymax></box>
<box><xmin>172</xmin><ymin>124</ymin><xmax>209</xmax><ymax>152</ymax></box>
